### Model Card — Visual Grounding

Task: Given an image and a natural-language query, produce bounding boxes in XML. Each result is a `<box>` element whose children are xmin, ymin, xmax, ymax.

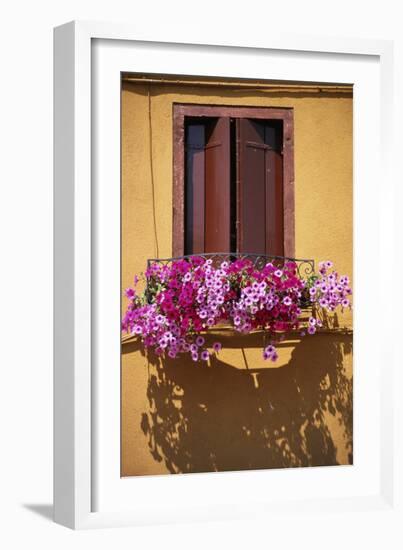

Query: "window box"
<box><xmin>122</xmin><ymin>254</ymin><xmax>352</xmax><ymax>363</ymax></box>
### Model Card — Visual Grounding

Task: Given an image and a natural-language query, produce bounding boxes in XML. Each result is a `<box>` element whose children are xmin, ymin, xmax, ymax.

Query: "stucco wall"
<box><xmin>121</xmin><ymin>80</ymin><xmax>353</xmax><ymax>476</ymax></box>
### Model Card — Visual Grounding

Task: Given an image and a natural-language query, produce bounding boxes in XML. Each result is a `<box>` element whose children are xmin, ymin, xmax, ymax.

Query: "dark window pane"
<box><xmin>185</xmin><ymin>124</ymin><xmax>205</xmax><ymax>254</ymax></box>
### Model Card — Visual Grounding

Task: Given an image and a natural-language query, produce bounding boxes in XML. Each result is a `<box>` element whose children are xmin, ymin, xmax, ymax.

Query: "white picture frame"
<box><xmin>54</xmin><ymin>20</ymin><xmax>400</xmax><ymax>530</ymax></box>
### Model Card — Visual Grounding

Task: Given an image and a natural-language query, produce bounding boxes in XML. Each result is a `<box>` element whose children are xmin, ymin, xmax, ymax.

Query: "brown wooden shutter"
<box><xmin>185</xmin><ymin>117</ymin><xmax>231</xmax><ymax>254</ymax></box>
<box><xmin>236</xmin><ymin>119</ymin><xmax>284</xmax><ymax>256</ymax></box>
<box><xmin>204</xmin><ymin>117</ymin><xmax>231</xmax><ymax>252</ymax></box>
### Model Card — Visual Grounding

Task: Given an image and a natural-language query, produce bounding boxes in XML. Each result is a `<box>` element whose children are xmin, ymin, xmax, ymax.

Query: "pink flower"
<box><xmin>159</xmin><ymin>337</ymin><xmax>168</xmax><ymax>348</ymax></box>
<box><xmin>196</xmin><ymin>336</ymin><xmax>205</xmax><ymax>346</ymax></box>
<box><xmin>212</xmin><ymin>342</ymin><xmax>222</xmax><ymax>353</ymax></box>
<box><xmin>263</xmin><ymin>344</ymin><xmax>277</xmax><ymax>361</ymax></box>
<box><xmin>125</xmin><ymin>288</ymin><xmax>135</xmax><ymax>299</ymax></box>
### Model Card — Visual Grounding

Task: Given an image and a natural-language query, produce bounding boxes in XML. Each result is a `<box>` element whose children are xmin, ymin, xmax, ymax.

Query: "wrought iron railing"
<box><xmin>147</xmin><ymin>252</ymin><xmax>314</xmax><ymax>277</ymax></box>
<box><xmin>146</xmin><ymin>253</ymin><xmax>315</xmax><ymax>308</ymax></box>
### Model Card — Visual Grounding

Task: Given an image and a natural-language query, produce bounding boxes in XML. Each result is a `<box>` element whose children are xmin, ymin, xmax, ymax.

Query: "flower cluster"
<box><xmin>122</xmin><ymin>257</ymin><xmax>352</xmax><ymax>362</ymax></box>
<box><xmin>307</xmin><ymin>260</ymin><xmax>352</xmax><ymax>314</ymax></box>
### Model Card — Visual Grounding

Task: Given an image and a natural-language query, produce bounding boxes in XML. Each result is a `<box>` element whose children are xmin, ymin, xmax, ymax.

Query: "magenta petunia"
<box><xmin>196</xmin><ymin>335</ymin><xmax>205</xmax><ymax>347</ymax></box>
<box><xmin>212</xmin><ymin>342</ymin><xmax>222</xmax><ymax>353</ymax></box>
<box><xmin>125</xmin><ymin>288</ymin><xmax>136</xmax><ymax>300</ymax></box>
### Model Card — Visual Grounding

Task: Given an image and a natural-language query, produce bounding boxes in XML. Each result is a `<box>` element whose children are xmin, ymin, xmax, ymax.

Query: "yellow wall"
<box><xmin>121</xmin><ymin>80</ymin><xmax>353</xmax><ymax>476</ymax></box>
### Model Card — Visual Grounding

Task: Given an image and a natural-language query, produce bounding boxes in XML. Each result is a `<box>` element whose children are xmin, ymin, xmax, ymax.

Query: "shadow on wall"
<box><xmin>125</xmin><ymin>333</ymin><xmax>353</xmax><ymax>474</ymax></box>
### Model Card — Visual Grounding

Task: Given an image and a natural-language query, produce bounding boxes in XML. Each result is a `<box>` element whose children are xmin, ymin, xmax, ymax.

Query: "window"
<box><xmin>173</xmin><ymin>105</ymin><xmax>295</xmax><ymax>258</ymax></box>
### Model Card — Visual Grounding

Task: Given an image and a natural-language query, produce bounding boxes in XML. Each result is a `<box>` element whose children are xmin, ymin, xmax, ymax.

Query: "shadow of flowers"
<box><xmin>136</xmin><ymin>333</ymin><xmax>352</xmax><ymax>474</ymax></box>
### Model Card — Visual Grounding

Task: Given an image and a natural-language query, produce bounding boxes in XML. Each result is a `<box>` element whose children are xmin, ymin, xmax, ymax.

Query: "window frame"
<box><xmin>172</xmin><ymin>103</ymin><xmax>295</xmax><ymax>257</ymax></box>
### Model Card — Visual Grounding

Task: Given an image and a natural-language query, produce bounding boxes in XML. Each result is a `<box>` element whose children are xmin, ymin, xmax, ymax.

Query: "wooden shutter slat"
<box><xmin>265</xmin><ymin>149</ymin><xmax>284</xmax><ymax>256</ymax></box>
<box><xmin>204</xmin><ymin>118</ymin><xmax>231</xmax><ymax>252</ymax></box>
<box><xmin>237</xmin><ymin>118</ymin><xmax>266</xmax><ymax>254</ymax></box>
